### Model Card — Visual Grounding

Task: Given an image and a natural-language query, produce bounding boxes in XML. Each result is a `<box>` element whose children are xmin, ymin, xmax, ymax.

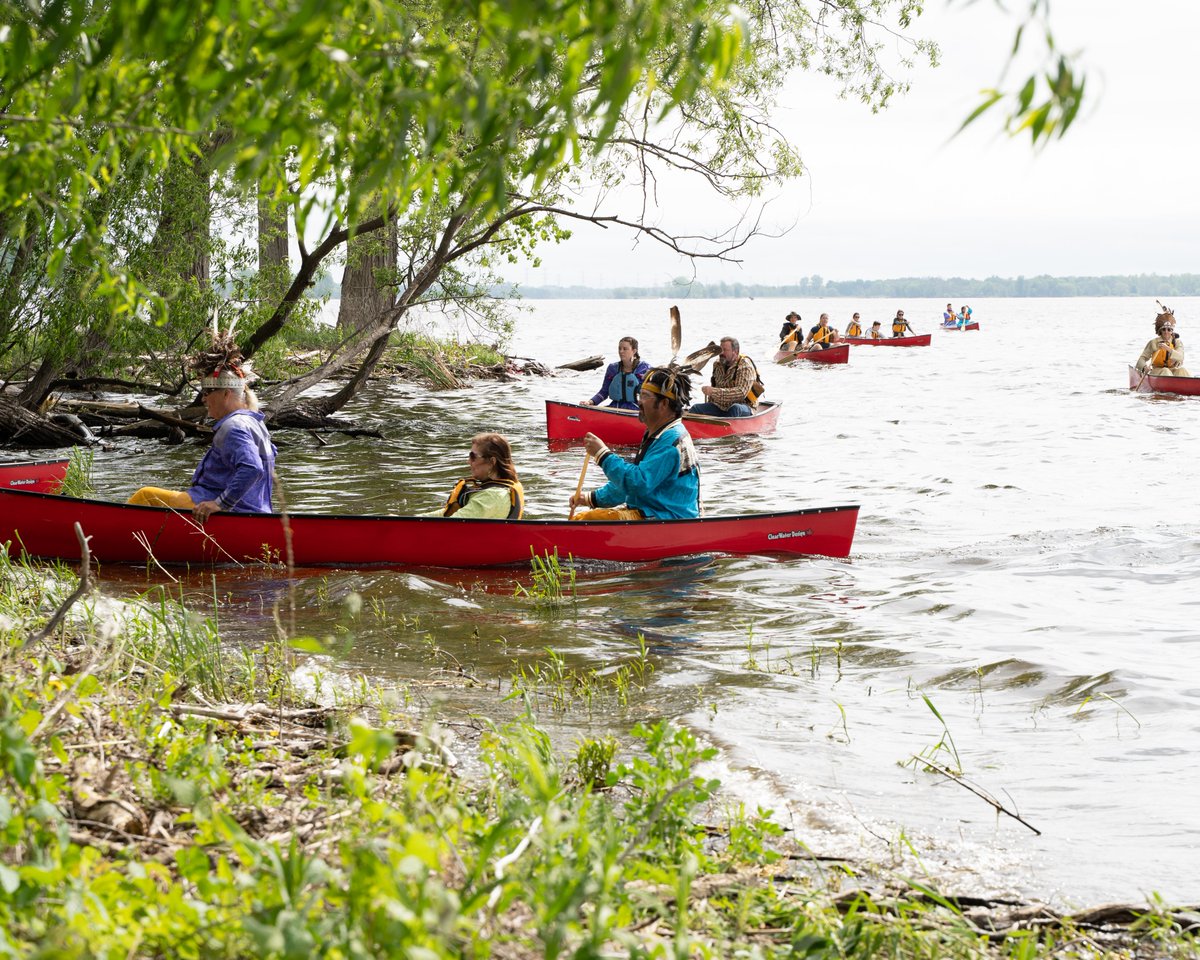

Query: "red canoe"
<box><xmin>546</xmin><ymin>399</ymin><xmax>781</xmax><ymax>443</ymax></box>
<box><xmin>1128</xmin><ymin>364</ymin><xmax>1200</xmax><ymax>396</ymax></box>
<box><xmin>0</xmin><ymin>487</ymin><xmax>859</xmax><ymax>567</ymax></box>
<box><xmin>0</xmin><ymin>458</ymin><xmax>69</xmax><ymax>493</ymax></box>
<box><xmin>843</xmin><ymin>334</ymin><xmax>931</xmax><ymax>347</ymax></box>
<box><xmin>773</xmin><ymin>344</ymin><xmax>850</xmax><ymax>365</ymax></box>
<box><xmin>939</xmin><ymin>322</ymin><xmax>980</xmax><ymax>332</ymax></box>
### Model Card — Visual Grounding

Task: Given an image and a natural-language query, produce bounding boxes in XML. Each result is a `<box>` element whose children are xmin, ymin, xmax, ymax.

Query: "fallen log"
<box><xmin>137</xmin><ymin>404</ymin><xmax>212</xmax><ymax>438</ymax></box>
<box><xmin>556</xmin><ymin>355</ymin><xmax>604</xmax><ymax>372</ymax></box>
<box><xmin>0</xmin><ymin>396</ymin><xmax>96</xmax><ymax>447</ymax></box>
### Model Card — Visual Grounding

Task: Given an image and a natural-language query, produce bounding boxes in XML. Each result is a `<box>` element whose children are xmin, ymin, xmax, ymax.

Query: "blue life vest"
<box><xmin>608</xmin><ymin>369</ymin><xmax>642</xmax><ymax>406</ymax></box>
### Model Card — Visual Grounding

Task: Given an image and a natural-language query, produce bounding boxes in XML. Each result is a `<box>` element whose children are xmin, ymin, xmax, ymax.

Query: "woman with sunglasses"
<box><xmin>425</xmin><ymin>433</ymin><xmax>525</xmax><ymax>519</ymax></box>
<box><xmin>127</xmin><ymin>363</ymin><xmax>276</xmax><ymax>523</ymax></box>
<box><xmin>1136</xmin><ymin>313</ymin><xmax>1190</xmax><ymax>377</ymax></box>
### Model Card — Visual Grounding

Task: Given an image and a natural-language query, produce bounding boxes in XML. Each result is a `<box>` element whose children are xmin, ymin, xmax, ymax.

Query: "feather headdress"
<box><xmin>191</xmin><ymin>308</ymin><xmax>252</xmax><ymax>389</ymax></box>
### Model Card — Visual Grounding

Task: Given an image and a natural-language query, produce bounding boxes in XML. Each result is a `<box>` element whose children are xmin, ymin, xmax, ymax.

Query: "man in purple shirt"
<box><xmin>127</xmin><ymin>366</ymin><xmax>276</xmax><ymax>522</ymax></box>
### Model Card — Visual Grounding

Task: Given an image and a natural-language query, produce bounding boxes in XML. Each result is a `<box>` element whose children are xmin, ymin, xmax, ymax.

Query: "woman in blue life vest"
<box><xmin>581</xmin><ymin>336</ymin><xmax>650</xmax><ymax>410</ymax></box>
<box><xmin>424</xmin><ymin>433</ymin><xmax>525</xmax><ymax>519</ymax></box>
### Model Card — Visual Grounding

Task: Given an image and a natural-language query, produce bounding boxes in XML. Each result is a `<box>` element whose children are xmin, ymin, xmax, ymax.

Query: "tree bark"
<box><xmin>336</xmin><ymin>212</ymin><xmax>396</xmax><ymax>333</ymax></box>
<box><xmin>257</xmin><ymin>193</ymin><xmax>290</xmax><ymax>302</ymax></box>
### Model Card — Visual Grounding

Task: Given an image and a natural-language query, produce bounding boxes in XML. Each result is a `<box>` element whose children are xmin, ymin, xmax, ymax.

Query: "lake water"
<box><xmin>12</xmin><ymin>295</ymin><xmax>1200</xmax><ymax>907</ymax></box>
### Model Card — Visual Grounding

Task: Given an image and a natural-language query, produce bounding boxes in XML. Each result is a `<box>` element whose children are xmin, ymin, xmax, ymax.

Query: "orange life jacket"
<box><xmin>846</xmin><ymin>322</ymin><xmax>862</xmax><ymax>337</ymax></box>
<box><xmin>1152</xmin><ymin>335</ymin><xmax>1181</xmax><ymax>369</ymax></box>
<box><xmin>442</xmin><ymin>478</ymin><xmax>524</xmax><ymax>518</ymax></box>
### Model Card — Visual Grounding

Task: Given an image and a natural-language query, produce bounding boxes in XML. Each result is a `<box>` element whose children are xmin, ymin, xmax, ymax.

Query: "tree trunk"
<box><xmin>336</xmin><ymin>211</ymin><xmax>396</xmax><ymax>333</ymax></box>
<box><xmin>257</xmin><ymin>193</ymin><xmax>290</xmax><ymax>300</ymax></box>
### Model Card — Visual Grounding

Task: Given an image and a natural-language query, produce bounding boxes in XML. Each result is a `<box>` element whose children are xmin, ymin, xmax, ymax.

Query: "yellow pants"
<box><xmin>571</xmin><ymin>507</ymin><xmax>645</xmax><ymax>521</ymax></box>
<box><xmin>127</xmin><ymin>487</ymin><xmax>195</xmax><ymax>509</ymax></box>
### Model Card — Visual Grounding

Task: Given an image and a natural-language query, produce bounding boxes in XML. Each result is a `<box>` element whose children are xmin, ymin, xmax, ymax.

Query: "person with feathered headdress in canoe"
<box><xmin>127</xmin><ymin>313</ymin><xmax>277</xmax><ymax>523</ymax></box>
<box><xmin>1136</xmin><ymin>306</ymin><xmax>1190</xmax><ymax>378</ymax></box>
<box><xmin>570</xmin><ymin>365</ymin><xmax>700</xmax><ymax>521</ymax></box>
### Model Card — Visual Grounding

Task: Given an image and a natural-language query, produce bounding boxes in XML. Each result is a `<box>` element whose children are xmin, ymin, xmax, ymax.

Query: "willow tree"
<box><xmin>0</xmin><ymin>0</ymin><xmax>1083</xmax><ymax>435</ymax></box>
<box><xmin>0</xmin><ymin>0</ymin><xmax>748</xmax><ymax>421</ymax></box>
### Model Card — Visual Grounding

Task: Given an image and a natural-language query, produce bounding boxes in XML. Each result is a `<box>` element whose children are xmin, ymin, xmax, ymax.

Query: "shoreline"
<box><xmin>1</xmin><ymin>548</ymin><xmax>1195</xmax><ymax>956</ymax></box>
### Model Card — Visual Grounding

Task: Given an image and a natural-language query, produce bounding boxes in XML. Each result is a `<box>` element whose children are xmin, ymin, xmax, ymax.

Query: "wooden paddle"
<box><xmin>568</xmin><ymin>452</ymin><xmax>591</xmax><ymax>519</ymax></box>
<box><xmin>1134</xmin><ymin>367</ymin><xmax>1152</xmax><ymax>391</ymax></box>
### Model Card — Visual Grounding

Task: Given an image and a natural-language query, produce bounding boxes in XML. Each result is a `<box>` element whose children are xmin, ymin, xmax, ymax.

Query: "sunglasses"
<box><xmin>201</xmin><ymin>388</ymin><xmax>221</xmax><ymax>397</ymax></box>
<box><xmin>468</xmin><ymin>451</ymin><xmax>490</xmax><ymax>461</ymax></box>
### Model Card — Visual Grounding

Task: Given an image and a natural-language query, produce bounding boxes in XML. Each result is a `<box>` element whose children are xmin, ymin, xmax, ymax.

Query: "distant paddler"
<box><xmin>891</xmin><ymin>309</ymin><xmax>914</xmax><ymax>337</ymax></box>
<box><xmin>802</xmin><ymin>313</ymin><xmax>839</xmax><ymax>351</ymax></box>
<box><xmin>779</xmin><ymin>311</ymin><xmax>802</xmax><ymax>350</ymax></box>
<box><xmin>845</xmin><ymin>313</ymin><xmax>863</xmax><ymax>337</ymax></box>
<box><xmin>1136</xmin><ymin>307</ymin><xmax>1190</xmax><ymax>378</ymax></box>
<box><xmin>127</xmin><ymin>319</ymin><xmax>276</xmax><ymax>523</ymax></box>
<box><xmin>569</xmin><ymin>366</ymin><xmax>700</xmax><ymax>520</ymax></box>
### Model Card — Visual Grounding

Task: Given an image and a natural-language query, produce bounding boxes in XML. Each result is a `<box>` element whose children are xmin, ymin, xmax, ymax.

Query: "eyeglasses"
<box><xmin>468</xmin><ymin>451</ymin><xmax>489</xmax><ymax>461</ymax></box>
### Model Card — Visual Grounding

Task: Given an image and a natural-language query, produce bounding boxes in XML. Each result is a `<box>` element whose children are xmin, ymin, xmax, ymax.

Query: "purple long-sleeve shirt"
<box><xmin>188</xmin><ymin>410</ymin><xmax>276</xmax><ymax>512</ymax></box>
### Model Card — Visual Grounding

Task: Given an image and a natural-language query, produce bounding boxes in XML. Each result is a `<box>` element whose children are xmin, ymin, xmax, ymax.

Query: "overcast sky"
<box><xmin>505</xmin><ymin>0</ymin><xmax>1198</xmax><ymax>288</ymax></box>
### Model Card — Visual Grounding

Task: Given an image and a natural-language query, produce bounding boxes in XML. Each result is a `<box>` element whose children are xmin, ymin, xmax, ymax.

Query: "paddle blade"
<box><xmin>670</xmin><ymin>305</ymin><xmax>682</xmax><ymax>358</ymax></box>
<box><xmin>681</xmin><ymin>340</ymin><xmax>720</xmax><ymax>373</ymax></box>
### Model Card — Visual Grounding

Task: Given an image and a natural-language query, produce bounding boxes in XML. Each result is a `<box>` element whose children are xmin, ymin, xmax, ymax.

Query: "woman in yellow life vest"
<box><xmin>802</xmin><ymin>313</ymin><xmax>839</xmax><ymax>351</ymax></box>
<box><xmin>1136</xmin><ymin>315</ymin><xmax>1190</xmax><ymax>377</ymax></box>
<box><xmin>891</xmin><ymin>310</ymin><xmax>913</xmax><ymax>337</ymax></box>
<box><xmin>424</xmin><ymin>433</ymin><xmax>525</xmax><ymax>519</ymax></box>
<box><xmin>845</xmin><ymin>313</ymin><xmax>863</xmax><ymax>338</ymax></box>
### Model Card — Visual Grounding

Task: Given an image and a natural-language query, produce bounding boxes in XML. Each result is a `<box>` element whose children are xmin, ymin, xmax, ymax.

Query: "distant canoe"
<box><xmin>0</xmin><ymin>486</ymin><xmax>860</xmax><ymax>566</ymax></box>
<box><xmin>1128</xmin><ymin>365</ymin><xmax>1200</xmax><ymax>396</ymax></box>
<box><xmin>773</xmin><ymin>344</ymin><xmax>850</xmax><ymax>365</ymax></box>
<box><xmin>0</xmin><ymin>458</ymin><xmax>68</xmax><ymax>493</ymax></box>
<box><xmin>843</xmin><ymin>334</ymin><xmax>931</xmax><ymax>347</ymax></box>
<box><xmin>545</xmin><ymin>399</ymin><xmax>781</xmax><ymax>443</ymax></box>
<box><xmin>939</xmin><ymin>322</ymin><xmax>980</xmax><ymax>332</ymax></box>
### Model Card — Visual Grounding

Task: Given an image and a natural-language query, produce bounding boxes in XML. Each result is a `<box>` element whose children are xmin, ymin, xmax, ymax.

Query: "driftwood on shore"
<box><xmin>0</xmin><ymin>396</ymin><xmax>94</xmax><ymax>447</ymax></box>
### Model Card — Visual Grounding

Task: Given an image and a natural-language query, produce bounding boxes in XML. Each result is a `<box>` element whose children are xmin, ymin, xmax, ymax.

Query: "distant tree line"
<box><xmin>492</xmin><ymin>274</ymin><xmax>1200</xmax><ymax>300</ymax></box>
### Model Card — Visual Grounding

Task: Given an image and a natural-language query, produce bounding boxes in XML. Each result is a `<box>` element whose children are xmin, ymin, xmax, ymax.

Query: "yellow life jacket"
<box><xmin>812</xmin><ymin>325</ymin><xmax>835</xmax><ymax>345</ymax></box>
<box><xmin>870</xmin><ymin>328</ymin><xmax>882</xmax><ymax>339</ymax></box>
<box><xmin>1152</xmin><ymin>335</ymin><xmax>1181</xmax><ymax>369</ymax></box>
<box><xmin>846</xmin><ymin>322</ymin><xmax>862</xmax><ymax>337</ymax></box>
<box><xmin>442</xmin><ymin>478</ymin><xmax>524</xmax><ymax>519</ymax></box>
<box><xmin>781</xmin><ymin>329</ymin><xmax>799</xmax><ymax>345</ymax></box>
<box><xmin>892</xmin><ymin>319</ymin><xmax>908</xmax><ymax>335</ymax></box>
<box><xmin>744</xmin><ymin>357</ymin><xmax>765</xmax><ymax>405</ymax></box>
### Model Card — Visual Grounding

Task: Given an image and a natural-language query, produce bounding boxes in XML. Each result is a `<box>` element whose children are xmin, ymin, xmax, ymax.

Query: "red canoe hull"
<box><xmin>0</xmin><ymin>487</ymin><xmax>859</xmax><ymax>567</ymax></box>
<box><xmin>843</xmin><ymin>334</ymin><xmax>931</xmax><ymax>347</ymax></box>
<box><xmin>939</xmin><ymin>322</ymin><xmax>980</xmax><ymax>331</ymax></box>
<box><xmin>773</xmin><ymin>344</ymin><xmax>850</xmax><ymax>365</ymax></box>
<box><xmin>1128</xmin><ymin>365</ymin><xmax>1200</xmax><ymax>396</ymax></box>
<box><xmin>545</xmin><ymin>399</ymin><xmax>782</xmax><ymax>443</ymax></box>
<box><xmin>0</xmin><ymin>458</ymin><xmax>69</xmax><ymax>493</ymax></box>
